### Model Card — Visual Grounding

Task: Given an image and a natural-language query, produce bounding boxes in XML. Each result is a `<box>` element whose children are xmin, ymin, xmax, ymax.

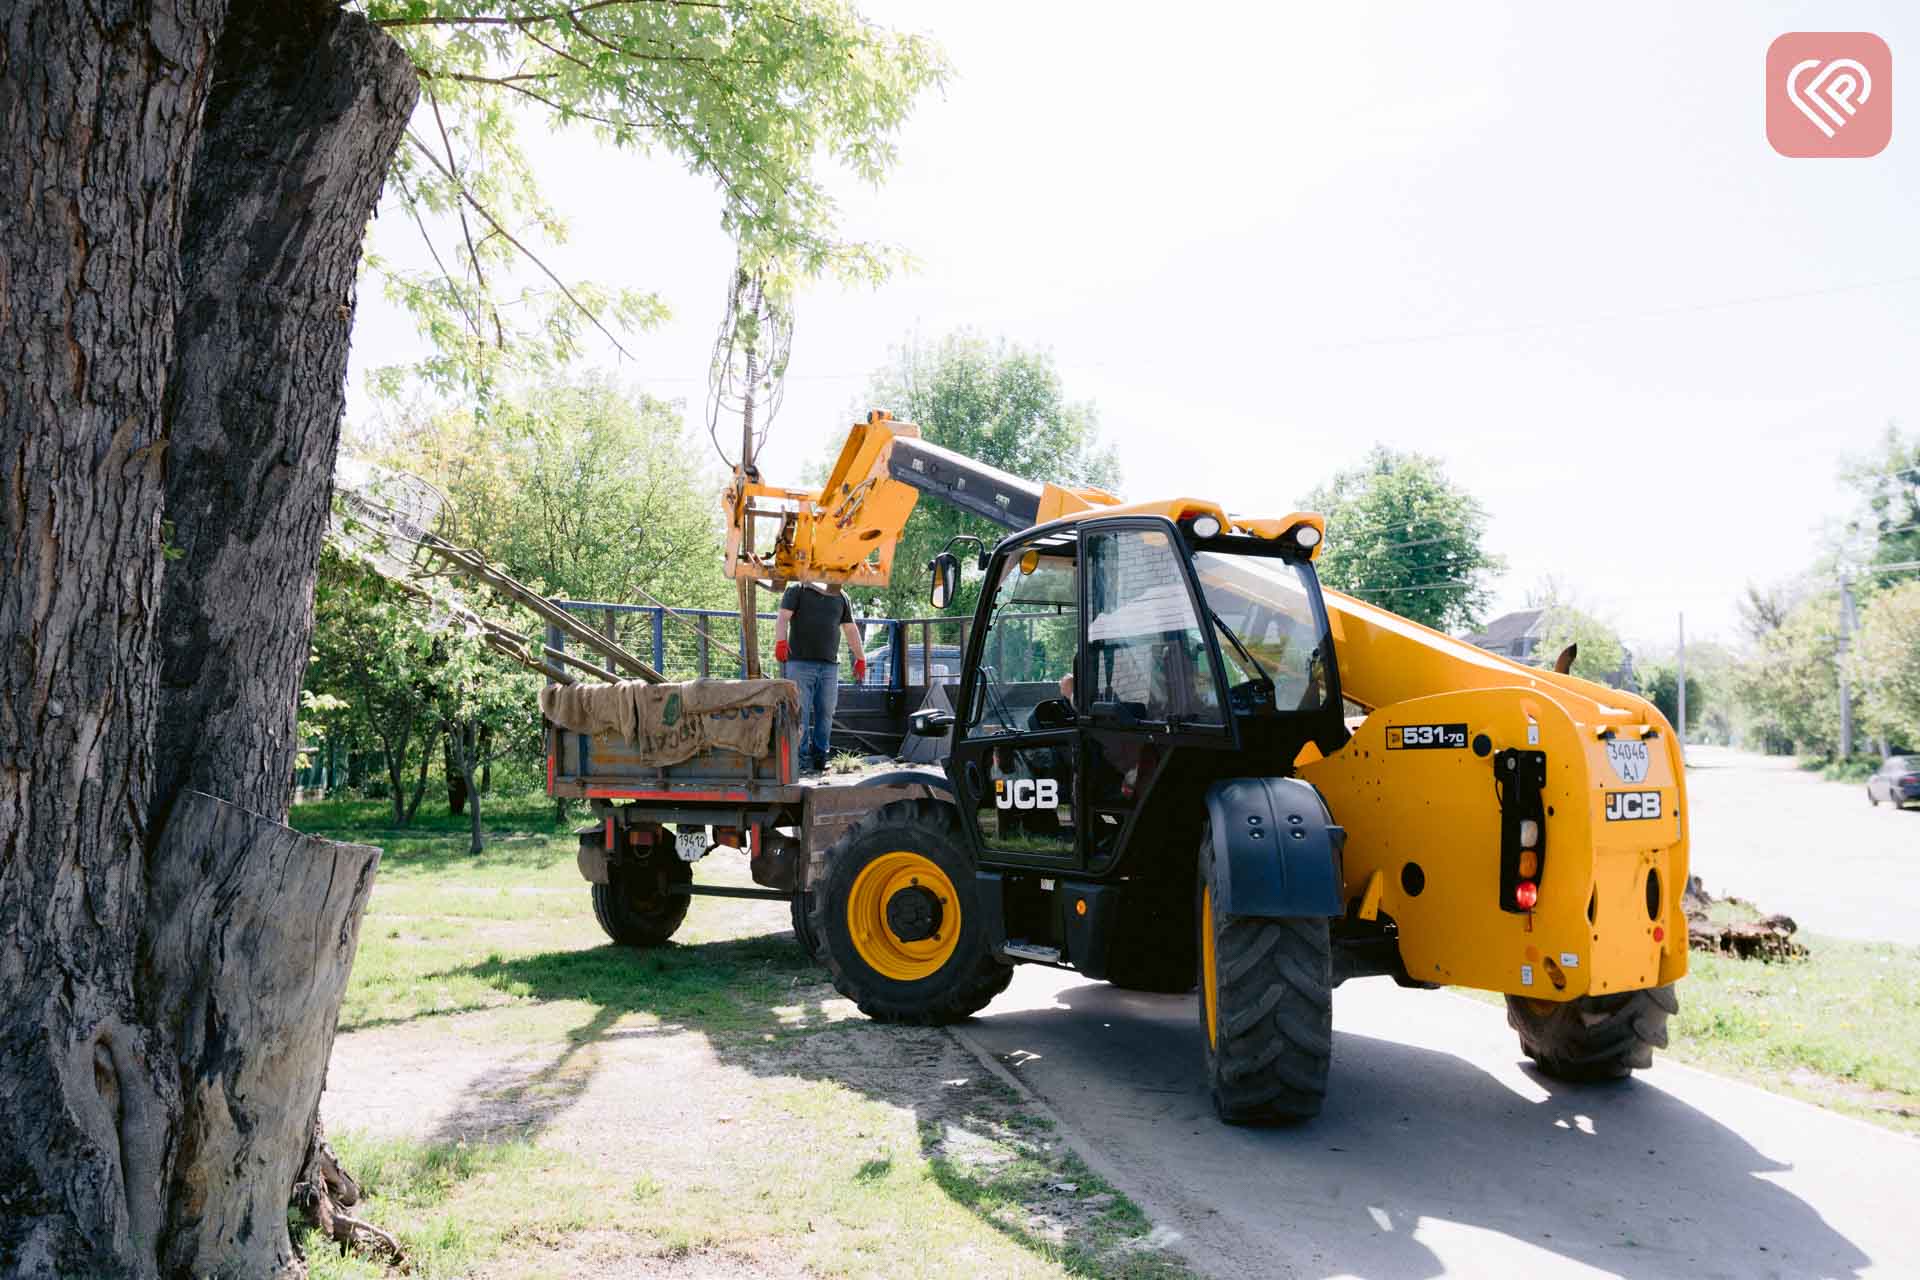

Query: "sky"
<box><xmin>344</xmin><ymin>1</ymin><xmax>1920</xmax><ymax>655</ymax></box>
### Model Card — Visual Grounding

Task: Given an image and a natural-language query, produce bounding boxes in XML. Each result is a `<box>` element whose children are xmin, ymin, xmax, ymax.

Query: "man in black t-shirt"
<box><xmin>775</xmin><ymin>582</ymin><xmax>867</xmax><ymax>774</ymax></box>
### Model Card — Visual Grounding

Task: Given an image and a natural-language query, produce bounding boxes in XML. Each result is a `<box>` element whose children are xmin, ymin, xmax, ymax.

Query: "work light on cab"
<box><xmin>1190</xmin><ymin>514</ymin><xmax>1223</xmax><ymax>539</ymax></box>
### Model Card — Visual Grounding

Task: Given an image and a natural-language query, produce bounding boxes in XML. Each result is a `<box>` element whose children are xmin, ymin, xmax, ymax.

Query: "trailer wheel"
<box><xmin>591</xmin><ymin>855</ymin><xmax>692</xmax><ymax>947</ymax></box>
<box><xmin>791</xmin><ymin>891</ymin><xmax>824</xmax><ymax>963</ymax></box>
<box><xmin>1196</xmin><ymin>822</ymin><xmax>1332</xmax><ymax>1122</ymax></box>
<box><xmin>1505</xmin><ymin>985</ymin><xmax>1678</xmax><ymax>1082</ymax></box>
<box><xmin>810</xmin><ymin>799</ymin><xmax>1012</xmax><ymax>1024</ymax></box>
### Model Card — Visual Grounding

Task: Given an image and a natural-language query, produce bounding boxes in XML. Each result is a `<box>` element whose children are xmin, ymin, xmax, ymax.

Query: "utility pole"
<box><xmin>1838</xmin><ymin>576</ymin><xmax>1856</xmax><ymax>759</ymax></box>
<box><xmin>1676</xmin><ymin>612</ymin><xmax>1687</xmax><ymax>751</ymax></box>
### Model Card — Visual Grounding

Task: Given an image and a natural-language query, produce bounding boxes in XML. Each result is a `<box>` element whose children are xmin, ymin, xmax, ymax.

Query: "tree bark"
<box><xmin>1</xmin><ymin>1</ymin><xmax>415</xmax><ymax>1274</ymax></box>
<box><xmin>1</xmin><ymin>4</ymin><xmax>228</xmax><ymax>1273</ymax></box>
<box><xmin>452</xmin><ymin>721</ymin><xmax>485</xmax><ymax>854</ymax></box>
<box><xmin>144</xmin><ymin>793</ymin><xmax>380</xmax><ymax>1277</ymax></box>
<box><xmin>154</xmin><ymin>0</ymin><xmax>417</xmax><ymax>823</ymax></box>
<box><xmin>405</xmin><ymin>728</ymin><xmax>436</xmax><ymax>824</ymax></box>
<box><xmin>147</xmin><ymin>6</ymin><xmax>416</xmax><ymax>1273</ymax></box>
<box><xmin>446</xmin><ymin>734</ymin><xmax>470</xmax><ymax>815</ymax></box>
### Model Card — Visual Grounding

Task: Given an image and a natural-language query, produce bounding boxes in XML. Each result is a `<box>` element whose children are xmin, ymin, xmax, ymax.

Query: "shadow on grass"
<box><xmin>394</xmin><ymin>932</ymin><xmax>1182</xmax><ymax>1277</ymax></box>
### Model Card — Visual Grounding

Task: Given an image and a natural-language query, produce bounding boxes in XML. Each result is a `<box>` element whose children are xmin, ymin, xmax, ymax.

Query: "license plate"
<box><xmin>675</xmin><ymin>830</ymin><xmax>709</xmax><ymax>862</ymax></box>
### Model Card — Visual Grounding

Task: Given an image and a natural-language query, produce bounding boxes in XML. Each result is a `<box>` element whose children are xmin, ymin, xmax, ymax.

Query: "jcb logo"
<box><xmin>1605</xmin><ymin>790</ymin><xmax>1662</xmax><ymax>822</ymax></box>
<box><xmin>995</xmin><ymin>778</ymin><xmax>1059</xmax><ymax>810</ymax></box>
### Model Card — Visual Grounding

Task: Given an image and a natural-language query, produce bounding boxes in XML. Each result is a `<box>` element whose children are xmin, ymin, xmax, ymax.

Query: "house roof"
<box><xmin>1463</xmin><ymin>608</ymin><xmax>1545</xmax><ymax>651</ymax></box>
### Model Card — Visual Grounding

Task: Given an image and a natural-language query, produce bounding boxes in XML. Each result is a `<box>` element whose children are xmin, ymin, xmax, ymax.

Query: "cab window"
<box><xmin>967</xmin><ymin>537</ymin><xmax>1079</xmax><ymax>735</ymax></box>
<box><xmin>1084</xmin><ymin>527</ymin><xmax>1223</xmax><ymax>726</ymax></box>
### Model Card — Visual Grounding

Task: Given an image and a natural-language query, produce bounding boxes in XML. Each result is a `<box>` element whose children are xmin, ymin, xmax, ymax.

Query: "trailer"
<box><xmin>545</xmin><ymin>605</ymin><xmax>965</xmax><ymax>956</ymax></box>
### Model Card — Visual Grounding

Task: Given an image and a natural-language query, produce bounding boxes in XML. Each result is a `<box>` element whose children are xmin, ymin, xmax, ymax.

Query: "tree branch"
<box><xmin>389</xmin><ymin>169</ymin><xmax>484</xmax><ymax>342</ymax></box>
<box><xmin>403</xmin><ymin>132</ymin><xmax>637</xmax><ymax>362</ymax></box>
<box><xmin>373</xmin><ymin>0</ymin><xmax>738</xmax><ymax>31</ymax></box>
<box><xmin>425</xmin><ymin>87</ymin><xmax>493</xmax><ymax>340</ymax></box>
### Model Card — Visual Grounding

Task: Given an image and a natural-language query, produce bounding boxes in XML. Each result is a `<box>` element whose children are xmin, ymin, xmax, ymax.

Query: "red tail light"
<box><xmin>1514</xmin><ymin>881</ymin><xmax>1539</xmax><ymax>910</ymax></box>
<box><xmin>1902</xmin><ymin>775</ymin><xmax>1918</xmax><ymax>785</ymax></box>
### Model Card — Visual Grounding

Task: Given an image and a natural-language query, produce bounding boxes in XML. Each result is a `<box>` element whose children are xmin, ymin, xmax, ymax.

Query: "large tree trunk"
<box><xmin>155</xmin><ymin>0</ymin><xmax>416</xmax><ymax>823</ymax></box>
<box><xmin>0</xmin><ymin>1</ymin><xmax>416</xmax><ymax>1275</ymax></box>
<box><xmin>148</xmin><ymin>3</ymin><xmax>417</xmax><ymax>1273</ymax></box>
<box><xmin>0</xmin><ymin>4</ymin><xmax>229</xmax><ymax>1273</ymax></box>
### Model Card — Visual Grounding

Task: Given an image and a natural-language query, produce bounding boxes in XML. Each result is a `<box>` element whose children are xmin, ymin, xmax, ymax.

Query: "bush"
<box><xmin>1807</xmin><ymin>756</ymin><xmax>1881</xmax><ymax>782</ymax></box>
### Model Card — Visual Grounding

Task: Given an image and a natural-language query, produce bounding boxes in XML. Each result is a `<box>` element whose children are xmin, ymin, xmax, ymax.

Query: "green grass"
<box><xmin>1669</xmin><ymin>937</ymin><xmax>1920</xmax><ymax>1131</ymax></box>
<box><xmin>292</xmin><ymin>794</ymin><xmax>1192</xmax><ymax>1279</ymax></box>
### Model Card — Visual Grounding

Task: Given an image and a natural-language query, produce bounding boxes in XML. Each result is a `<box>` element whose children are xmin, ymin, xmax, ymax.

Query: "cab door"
<box><xmin>948</xmin><ymin>530</ymin><xmax>1084</xmax><ymax>871</ymax></box>
<box><xmin>1077</xmin><ymin>521</ymin><xmax>1235</xmax><ymax>872</ymax></box>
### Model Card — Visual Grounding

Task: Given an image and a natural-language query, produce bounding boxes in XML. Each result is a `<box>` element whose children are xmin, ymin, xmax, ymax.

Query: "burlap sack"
<box><xmin>541</xmin><ymin>677</ymin><xmax>800</xmax><ymax>767</ymax></box>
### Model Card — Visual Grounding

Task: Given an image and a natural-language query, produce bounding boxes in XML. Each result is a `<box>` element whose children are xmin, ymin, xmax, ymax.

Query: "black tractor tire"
<box><xmin>1505</xmin><ymin>985</ymin><xmax>1679</xmax><ymax>1082</ymax></box>
<box><xmin>810</xmin><ymin>799</ymin><xmax>1012</xmax><ymax>1024</ymax></box>
<box><xmin>791</xmin><ymin>890</ymin><xmax>825</xmax><ymax>963</ymax></box>
<box><xmin>591</xmin><ymin>853</ymin><xmax>692</xmax><ymax>947</ymax></box>
<box><xmin>1103</xmin><ymin>885</ymin><xmax>1197</xmax><ymax>993</ymax></box>
<box><xmin>1196</xmin><ymin>823</ymin><xmax>1333</xmax><ymax>1122</ymax></box>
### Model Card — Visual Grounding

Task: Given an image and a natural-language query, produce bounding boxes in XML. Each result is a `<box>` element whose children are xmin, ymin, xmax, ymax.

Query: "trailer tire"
<box><xmin>592</xmin><ymin>855</ymin><xmax>692</xmax><ymax>947</ymax></box>
<box><xmin>1505</xmin><ymin>985</ymin><xmax>1678</xmax><ymax>1082</ymax></box>
<box><xmin>1197</xmin><ymin>821</ymin><xmax>1332</xmax><ymax>1123</ymax></box>
<box><xmin>810</xmin><ymin>799</ymin><xmax>1012</xmax><ymax>1024</ymax></box>
<box><xmin>791</xmin><ymin>891</ymin><xmax>824</xmax><ymax>963</ymax></box>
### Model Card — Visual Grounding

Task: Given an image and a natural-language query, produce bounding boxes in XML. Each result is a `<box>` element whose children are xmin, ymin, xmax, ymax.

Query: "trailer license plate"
<box><xmin>675</xmin><ymin>830</ymin><xmax>709</xmax><ymax>862</ymax></box>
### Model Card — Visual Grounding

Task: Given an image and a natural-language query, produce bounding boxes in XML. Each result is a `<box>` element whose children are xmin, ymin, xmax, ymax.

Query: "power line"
<box><xmin>1341</xmin><ymin>580</ymin><xmax>1473</xmax><ymax>594</ymax></box>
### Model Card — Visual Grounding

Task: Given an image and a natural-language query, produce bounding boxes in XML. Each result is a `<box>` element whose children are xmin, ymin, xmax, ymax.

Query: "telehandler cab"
<box><xmin>556</xmin><ymin>412</ymin><xmax>1688</xmax><ymax>1122</ymax></box>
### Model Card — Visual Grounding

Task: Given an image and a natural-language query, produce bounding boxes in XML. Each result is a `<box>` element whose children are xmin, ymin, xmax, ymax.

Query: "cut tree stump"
<box><xmin>146</xmin><ymin>791</ymin><xmax>381</xmax><ymax>1277</ymax></box>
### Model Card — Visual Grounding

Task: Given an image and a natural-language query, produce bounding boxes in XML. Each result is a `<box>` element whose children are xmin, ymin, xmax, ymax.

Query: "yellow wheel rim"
<box><xmin>847</xmin><ymin>851</ymin><xmax>961</xmax><ymax>982</ymax></box>
<box><xmin>1201</xmin><ymin>885</ymin><xmax>1219</xmax><ymax>1049</ymax></box>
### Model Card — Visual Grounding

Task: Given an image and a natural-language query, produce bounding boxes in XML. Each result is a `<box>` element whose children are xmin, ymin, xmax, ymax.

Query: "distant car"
<box><xmin>1867</xmin><ymin>756</ymin><xmax>1920</xmax><ymax>808</ymax></box>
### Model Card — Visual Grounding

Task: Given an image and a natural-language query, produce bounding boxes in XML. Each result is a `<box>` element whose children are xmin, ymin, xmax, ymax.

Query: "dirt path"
<box><xmin>321</xmin><ymin>968</ymin><xmax>1188</xmax><ymax>1278</ymax></box>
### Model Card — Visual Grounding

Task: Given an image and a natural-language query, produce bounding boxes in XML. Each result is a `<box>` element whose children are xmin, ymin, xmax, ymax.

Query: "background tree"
<box><xmin>1839</xmin><ymin>424</ymin><xmax>1920</xmax><ymax>574</ymax></box>
<box><xmin>1734</xmin><ymin>593</ymin><xmax>1844</xmax><ymax>757</ymax></box>
<box><xmin>1636</xmin><ymin>662</ymin><xmax>1705</xmax><ymax>738</ymax></box>
<box><xmin>1302</xmin><ymin>446</ymin><xmax>1504</xmax><ymax>633</ymax></box>
<box><xmin>1534</xmin><ymin>605</ymin><xmax>1630</xmax><ymax>687</ymax></box>
<box><xmin>374</xmin><ymin>373</ymin><xmax>729</xmax><ymax>608</ymax></box>
<box><xmin>1854</xmin><ymin>580</ymin><xmax>1920</xmax><ymax>752</ymax></box>
<box><xmin>309</xmin><ymin>549</ymin><xmax>458</xmax><ymax>826</ymax></box>
<box><xmin>846</xmin><ymin>332</ymin><xmax>1121</xmax><ymax>621</ymax></box>
<box><xmin>1</xmin><ymin>2</ymin><xmax>944</xmax><ymax>1271</ymax></box>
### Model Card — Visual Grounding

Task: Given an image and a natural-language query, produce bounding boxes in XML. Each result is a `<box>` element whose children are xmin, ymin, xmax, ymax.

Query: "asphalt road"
<box><xmin>958</xmin><ymin>969</ymin><xmax>1915</xmax><ymax>1280</ymax></box>
<box><xmin>1682</xmin><ymin>747</ymin><xmax>1919</xmax><ymax>945</ymax></box>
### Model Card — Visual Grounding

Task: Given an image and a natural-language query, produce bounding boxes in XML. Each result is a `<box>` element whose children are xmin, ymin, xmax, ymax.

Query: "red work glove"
<box><xmin>774</xmin><ymin>639</ymin><xmax>790</xmax><ymax>663</ymax></box>
<box><xmin>853</xmin><ymin>657</ymin><xmax>867</xmax><ymax>682</ymax></box>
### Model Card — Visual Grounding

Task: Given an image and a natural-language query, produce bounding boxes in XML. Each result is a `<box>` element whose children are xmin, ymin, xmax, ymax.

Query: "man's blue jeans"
<box><xmin>783</xmin><ymin>658</ymin><xmax>839</xmax><ymax>773</ymax></box>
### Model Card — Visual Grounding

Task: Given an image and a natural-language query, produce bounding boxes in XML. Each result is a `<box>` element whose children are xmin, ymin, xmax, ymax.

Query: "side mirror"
<box><xmin>929</xmin><ymin>552</ymin><xmax>960</xmax><ymax>610</ymax></box>
<box><xmin>908</xmin><ymin>708</ymin><xmax>954</xmax><ymax>739</ymax></box>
